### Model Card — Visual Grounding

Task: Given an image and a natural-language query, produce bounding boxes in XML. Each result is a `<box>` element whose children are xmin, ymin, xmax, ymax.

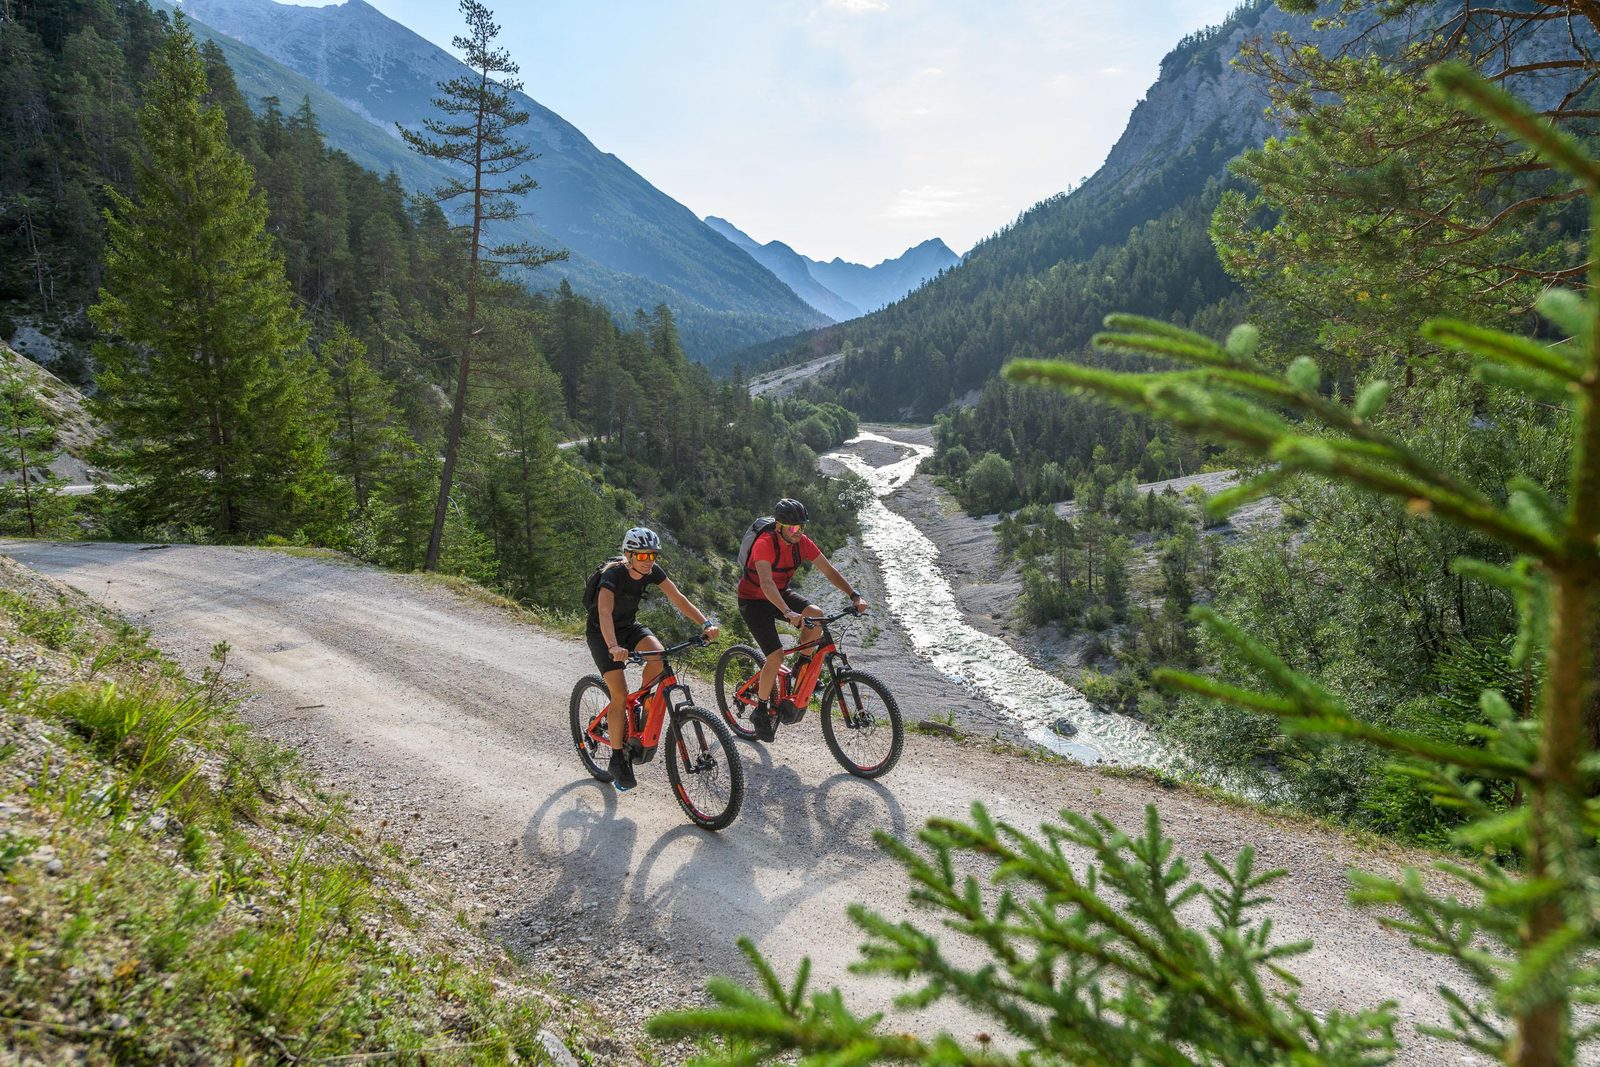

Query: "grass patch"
<box><xmin>254</xmin><ymin>543</ymin><xmax>359</xmax><ymax>565</ymax></box>
<box><xmin>414</xmin><ymin>572</ymin><xmax>583</xmax><ymax>635</ymax></box>
<box><xmin>0</xmin><ymin>563</ymin><xmax>606</xmax><ymax>1063</ymax></box>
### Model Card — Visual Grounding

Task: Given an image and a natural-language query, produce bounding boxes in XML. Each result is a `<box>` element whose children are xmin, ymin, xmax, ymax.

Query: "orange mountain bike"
<box><xmin>713</xmin><ymin>608</ymin><xmax>904</xmax><ymax>779</ymax></box>
<box><xmin>570</xmin><ymin>636</ymin><xmax>745</xmax><ymax>831</ymax></box>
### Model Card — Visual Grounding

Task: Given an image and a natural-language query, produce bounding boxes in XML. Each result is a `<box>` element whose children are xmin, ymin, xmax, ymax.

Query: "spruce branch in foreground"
<box><xmin>1004</xmin><ymin>61</ymin><xmax>1600</xmax><ymax>1067</ymax></box>
<box><xmin>651</xmin><ymin>802</ymin><xmax>1397</xmax><ymax>1065</ymax></box>
<box><xmin>653</xmin><ymin>63</ymin><xmax>1600</xmax><ymax>1067</ymax></box>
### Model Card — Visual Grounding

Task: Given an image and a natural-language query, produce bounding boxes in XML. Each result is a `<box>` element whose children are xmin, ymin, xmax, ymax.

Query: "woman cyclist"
<box><xmin>588</xmin><ymin>527</ymin><xmax>719</xmax><ymax>791</ymax></box>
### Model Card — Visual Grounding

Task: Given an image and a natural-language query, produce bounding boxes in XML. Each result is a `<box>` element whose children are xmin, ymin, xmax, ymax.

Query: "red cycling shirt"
<box><xmin>736</xmin><ymin>530</ymin><xmax>821</xmax><ymax>600</ymax></box>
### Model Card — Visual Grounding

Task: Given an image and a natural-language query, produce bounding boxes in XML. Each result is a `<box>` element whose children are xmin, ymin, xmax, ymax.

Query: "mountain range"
<box><xmin>702</xmin><ymin>217</ymin><xmax>959</xmax><ymax>322</ymax></box>
<box><xmin>179</xmin><ymin>0</ymin><xmax>831</xmax><ymax>363</ymax></box>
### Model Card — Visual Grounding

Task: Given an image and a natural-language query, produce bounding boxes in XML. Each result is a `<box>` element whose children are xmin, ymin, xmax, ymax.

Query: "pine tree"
<box><xmin>88</xmin><ymin>14</ymin><xmax>346</xmax><ymax>542</ymax></box>
<box><xmin>399</xmin><ymin>0</ymin><xmax>565</xmax><ymax>572</ymax></box>
<box><xmin>323</xmin><ymin>324</ymin><xmax>400</xmax><ymax>514</ymax></box>
<box><xmin>0</xmin><ymin>356</ymin><xmax>70</xmax><ymax>537</ymax></box>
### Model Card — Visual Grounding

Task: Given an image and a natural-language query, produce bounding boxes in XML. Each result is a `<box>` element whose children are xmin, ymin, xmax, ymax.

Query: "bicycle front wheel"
<box><xmin>664</xmin><ymin>705</ymin><xmax>745</xmax><ymax>831</ymax></box>
<box><xmin>821</xmin><ymin>671</ymin><xmax>904</xmax><ymax>779</ymax></box>
<box><xmin>569</xmin><ymin>675</ymin><xmax>614</xmax><ymax>782</ymax></box>
<box><xmin>713</xmin><ymin>643</ymin><xmax>764</xmax><ymax>741</ymax></box>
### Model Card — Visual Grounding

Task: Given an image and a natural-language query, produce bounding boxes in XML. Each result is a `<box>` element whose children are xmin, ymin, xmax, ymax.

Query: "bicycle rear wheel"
<box><xmin>664</xmin><ymin>705</ymin><xmax>745</xmax><ymax>830</ymax></box>
<box><xmin>821</xmin><ymin>671</ymin><xmax>904</xmax><ymax>779</ymax></box>
<box><xmin>569</xmin><ymin>675</ymin><xmax>614</xmax><ymax>782</ymax></box>
<box><xmin>713</xmin><ymin>644</ymin><xmax>764</xmax><ymax>741</ymax></box>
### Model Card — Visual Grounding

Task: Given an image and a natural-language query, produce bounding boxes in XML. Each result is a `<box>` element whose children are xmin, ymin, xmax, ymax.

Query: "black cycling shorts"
<box><xmin>585</xmin><ymin>622</ymin><xmax>655</xmax><ymax>675</ymax></box>
<box><xmin>738</xmin><ymin>590</ymin><xmax>812</xmax><ymax>657</ymax></box>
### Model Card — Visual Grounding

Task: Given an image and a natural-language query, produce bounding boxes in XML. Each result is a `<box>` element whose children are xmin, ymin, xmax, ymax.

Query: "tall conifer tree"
<box><xmin>400</xmin><ymin>0</ymin><xmax>565</xmax><ymax>572</ymax></box>
<box><xmin>324</xmin><ymin>324</ymin><xmax>400</xmax><ymax>514</ymax></box>
<box><xmin>89</xmin><ymin>14</ymin><xmax>345</xmax><ymax>542</ymax></box>
<box><xmin>0</xmin><ymin>356</ymin><xmax>70</xmax><ymax>537</ymax></box>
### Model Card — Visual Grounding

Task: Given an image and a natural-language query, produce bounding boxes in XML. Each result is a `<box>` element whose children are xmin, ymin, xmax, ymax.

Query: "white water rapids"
<box><xmin>826</xmin><ymin>431</ymin><xmax>1179</xmax><ymax>771</ymax></box>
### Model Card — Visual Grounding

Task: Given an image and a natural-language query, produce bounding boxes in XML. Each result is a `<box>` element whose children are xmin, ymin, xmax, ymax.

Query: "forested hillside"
<box><xmin>0</xmin><ymin>0</ymin><xmax>856</xmax><ymax>625</ymax></box>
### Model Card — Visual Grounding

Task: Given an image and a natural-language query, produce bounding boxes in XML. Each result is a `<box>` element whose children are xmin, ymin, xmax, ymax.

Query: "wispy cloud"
<box><xmin>886</xmin><ymin>185</ymin><xmax>973</xmax><ymax>220</ymax></box>
<box><xmin>824</xmin><ymin>0</ymin><xmax>888</xmax><ymax>12</ymax></box>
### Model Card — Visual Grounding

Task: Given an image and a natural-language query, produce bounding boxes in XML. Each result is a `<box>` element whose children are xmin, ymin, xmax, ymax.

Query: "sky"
<box><xmin>286</xmin><ymin>0</ymin><xmax>1244</xmax><ymax>265</ymax></box>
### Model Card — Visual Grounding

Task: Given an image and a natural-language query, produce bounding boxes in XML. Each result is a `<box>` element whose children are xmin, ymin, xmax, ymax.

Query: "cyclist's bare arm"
<box><xmin>596</xmin><ymin>588</ymin><xmax>627</xmax><ymax>660</ymax></box>
<box><xmin>660</xmin><ymin>579</ymin><xmax>718</xmax><ymax>638</ymax></box>
<box><xmin>814</xmin><ymin>555</ymin><xmax>868</xmax><ymax>611</ymax></box>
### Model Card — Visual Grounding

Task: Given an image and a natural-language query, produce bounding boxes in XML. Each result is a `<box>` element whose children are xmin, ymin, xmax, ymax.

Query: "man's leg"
<box><xmin>777</xmin><ymin>605</ymin><xmax>826</xmax><ymax>724</ymax></box>
<box><xmin>757</xmin><ymin>647</ymin><xmax>785</xmax><ymax>704</ymax></box>
<box><xmin>738</xmin><ymin>599</ymin><xmax>784</xmax><ymax>743</ymax></box>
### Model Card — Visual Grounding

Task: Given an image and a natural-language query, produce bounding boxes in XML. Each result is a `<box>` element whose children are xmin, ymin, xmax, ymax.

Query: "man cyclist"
<box><xmin>588</xmin><ymin>527</ymin><xmax>719</xmax><ymax>791</ymax></box>
<box><xmin>737</xmin><ymin>497</ymin><xmax>867</xmax><ymax>742</ymax></box>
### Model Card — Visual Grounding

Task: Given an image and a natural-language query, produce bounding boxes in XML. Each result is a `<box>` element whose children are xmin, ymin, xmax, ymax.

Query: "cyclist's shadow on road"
<box><xmin>513</xmin><ymin>745</ymin><xmax>909</xmax><ymax>957</ymax></box>
<box><xmin>513</xmin><ymin>777</ymin><xmax>640</xmax><ymax>932</ymax></box>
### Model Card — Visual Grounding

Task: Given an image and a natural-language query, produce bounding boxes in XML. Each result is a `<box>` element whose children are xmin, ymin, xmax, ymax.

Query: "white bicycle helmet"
<box><xmin>622</xmin><ymin>527</ymin><xmax>660</xmax><ymax>553</ymax></box>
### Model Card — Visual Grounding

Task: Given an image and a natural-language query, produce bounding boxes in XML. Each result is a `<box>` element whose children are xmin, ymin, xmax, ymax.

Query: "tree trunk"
<box><xmin>13</xmin><ymin>412</ymin><xmax>36</xmax><ymax>538</ymax></box>
<box><xmin>423</xmin><ymin>65</ymin><xmax>490</xmax><ymax>573</ymax></box>
<box><xmin>342</xmin><ymin>380</ymin><xmax>366</xmax><ymax>511</ymax></box>
<box><xmin>1514</xmin><ymin>354</ymin><xmax>1600</xmax><ymax>1066</ymax></box>
<box><xmin>423</xmin><ymin>342</ymin><xmax>471</xmax><ymax>572</ymax></box>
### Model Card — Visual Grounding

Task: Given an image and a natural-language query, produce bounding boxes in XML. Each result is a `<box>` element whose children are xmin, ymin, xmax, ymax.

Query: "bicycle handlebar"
<box><xmin>626</xmin><ymin>635</ymin><xmax>710</xmax><ymax>665</ymax></box>
<box><xmin>803</xmin><ymin>606</ymin><xmax>869</xmax><ymax>628</ymax></box>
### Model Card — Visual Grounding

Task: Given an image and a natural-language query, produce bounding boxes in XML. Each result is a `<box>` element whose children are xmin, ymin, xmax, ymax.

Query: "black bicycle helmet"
<box><xmin>774</xmin><ymin>497</ymin><xmax>809</xmax><ymax>524</ymax></box>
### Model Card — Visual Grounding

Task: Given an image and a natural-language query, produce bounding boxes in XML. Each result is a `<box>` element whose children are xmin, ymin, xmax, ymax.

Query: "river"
<box><xmin>824</xmin><ymin>430</ymin><xmax>1180</xmax><ymax>771</ymax></box>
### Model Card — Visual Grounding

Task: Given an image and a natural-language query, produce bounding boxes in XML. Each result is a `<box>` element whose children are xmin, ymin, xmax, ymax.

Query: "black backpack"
<box><xmin>583</xmin><ymin>558</ymin><xmax>625</xmax><ymax>611</ymax></box>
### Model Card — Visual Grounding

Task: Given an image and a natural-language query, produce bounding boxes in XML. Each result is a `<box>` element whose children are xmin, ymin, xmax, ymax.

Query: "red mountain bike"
<box><xmin>713</xmin><ymin>608</ymin><xmax>904</xmax><ymax>779</ymax></box>
<box><xmin>570</xmin><ymin>636</ymin><xmax>745</xmax><ymax>831</ymax></box>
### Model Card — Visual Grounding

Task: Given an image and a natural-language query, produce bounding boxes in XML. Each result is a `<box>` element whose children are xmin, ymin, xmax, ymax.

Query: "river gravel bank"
<box><xmin>819</xmin><ymin>425</ymin><xmax>1083</xmax><ymax>723</ymax></box>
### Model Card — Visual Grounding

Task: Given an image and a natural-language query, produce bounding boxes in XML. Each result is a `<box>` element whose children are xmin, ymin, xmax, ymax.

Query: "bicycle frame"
<box><xmin>734</xmin><ymin>609</ymin><xmax>858</xmax><ymax>714</ymax></box>
<box><xmin>583</xmin><ymin>645</ymin><xmax>697</xmax><ymax>763</ymax></box>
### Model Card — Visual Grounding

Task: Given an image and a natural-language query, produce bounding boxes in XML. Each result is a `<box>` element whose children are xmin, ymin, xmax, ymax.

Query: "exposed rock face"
<box><xmin>0</xmin><ymin>344</ymin><xmax>105</xmax><ymax>485</ymax></box>
<box><xmin>1092</xmin><ymin>0</ymin><xmax>1593</xmax><ymax>201</ymax></box>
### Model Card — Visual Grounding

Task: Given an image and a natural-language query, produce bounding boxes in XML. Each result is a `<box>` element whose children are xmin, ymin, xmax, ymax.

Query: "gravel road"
<box><xmin>0</xmin><ymin>539</ymin><xmax>1483</xmax><ymax>1061</ymax></box>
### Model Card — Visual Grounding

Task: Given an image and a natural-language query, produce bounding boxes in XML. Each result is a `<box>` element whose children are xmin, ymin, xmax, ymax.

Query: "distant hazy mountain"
<box><xmin>703</xmin><ymin>216</ymin><xmax>958</xmax><ymax>320</ymax></box>
<box><xmin>180</xmin><ymin>0</ymin><xmax>829</xmax><ymax>362</ymax></box>
<box><xmin>703</xmin><ymin>217</ymin><xmax>861</xmax><ymax>321</ymax></box>
<box><xmin>802</xmin><ymin>238</ymin><xmax>960</xmax><ymax>314</ymax></box>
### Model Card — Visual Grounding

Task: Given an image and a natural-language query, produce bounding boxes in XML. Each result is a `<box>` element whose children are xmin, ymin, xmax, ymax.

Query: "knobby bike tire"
<box><xmin>713</xmin><ymin>643</ymin><xmax>764</xmax><ymax>741</ymax></box>
<box><xmin>821</xmin><ymin>670</ymin><xmax>904</xmax><ymax>779</ymax></box>
<box><xmin>664</xmin><ymin>704</ymin><xmax>745</xmax><ymax>830</ymax></box>
<box><xmin>569</xmin><ymin>675</ymin><xmax>614</xmax><ymax>782</ymax></box>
